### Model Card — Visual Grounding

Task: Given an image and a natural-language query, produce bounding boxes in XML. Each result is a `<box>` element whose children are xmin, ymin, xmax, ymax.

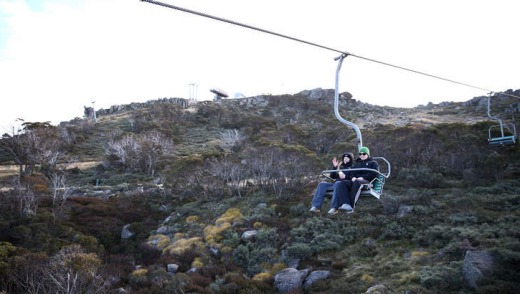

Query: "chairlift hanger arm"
<box><xmin>334</xmin><ymin>54</ymin><xmax>363</xmax><ymax>150</ymax></box>
<box><xmin>487</xmin><ymin>92</ymin><xmax>505</xmax><ymax>137</ymax></box>
<box><xmin>487</xmin><ymin>92</ymin><xmax>501</xmax><ymax>121</ymax></box>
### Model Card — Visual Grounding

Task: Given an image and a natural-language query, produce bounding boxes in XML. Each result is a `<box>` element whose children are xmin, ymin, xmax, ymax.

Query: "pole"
<box><xmin>92</xmin><ymin>100</ymin><xmax>97</xmax><ymax>123</ymax></box>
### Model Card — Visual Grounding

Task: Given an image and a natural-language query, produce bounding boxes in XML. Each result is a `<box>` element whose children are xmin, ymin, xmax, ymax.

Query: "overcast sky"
<box><xmin>1</xmin><ymin>0</ymin><xmax>519</xmax><ymax>131</ymax></box>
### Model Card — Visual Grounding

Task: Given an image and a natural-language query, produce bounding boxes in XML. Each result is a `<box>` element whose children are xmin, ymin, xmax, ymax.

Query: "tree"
<box><xmin>219</xmin><ymin>129</ymin><xmax>244</xmax><ymax>153</ymax></box>
<box><xmin>104</xmin><ymin>131</ymin><xmax>173</xmax><ymax>176</ymax></box>
<box><xmin>44</xmin><ymin>245</ymin><xmax>113</xmax><ymax>294</ymax></box>
<box><xmin>207</xmin><ymin>157</ymin><xmax>248</xmax><ymax>197</ymax></box>
<box><xmin>0</xmin><ymin>122</ymin><xmax>67</xmax><ymax>178</ymax></box>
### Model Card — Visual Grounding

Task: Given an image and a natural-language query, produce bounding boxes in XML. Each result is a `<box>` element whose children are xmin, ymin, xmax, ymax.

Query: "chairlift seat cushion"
<box><xmin>488</xmin><ymin>135</ymin><xmax>516</xmax><ymax>146</ymax></box>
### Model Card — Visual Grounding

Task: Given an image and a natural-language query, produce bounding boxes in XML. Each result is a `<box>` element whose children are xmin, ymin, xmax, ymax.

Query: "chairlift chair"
<box><xmin>488</xmin><ymin>124</ymin><xmax>517</xmax><ymax>146</ymax></box>
<box><xmin>486</xmin><ymin>94</ymin><xmax>517</xmax><ymax>146</ymax></box>
<box><xmin>319</xmin><ymin>54</ymin><xmax>391</xmax><ymax>199</ymax></box>
<box><xmin>321</xmin><ymin>157</ymin><xmax>391</xmax><ymax>199</ymax></box>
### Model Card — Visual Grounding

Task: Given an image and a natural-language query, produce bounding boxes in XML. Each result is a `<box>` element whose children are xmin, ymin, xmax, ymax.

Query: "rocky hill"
<box><xmin>0</xmin><ymin>88</ymin><xmax>519</xmax><ymax>293</ymax></box>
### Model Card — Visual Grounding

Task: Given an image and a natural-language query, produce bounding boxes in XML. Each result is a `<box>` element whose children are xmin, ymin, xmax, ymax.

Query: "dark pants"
<box><xmin>332</xmin><ymin>179</ymin><xmax>369</xmax><ymax>208</ymax></box>
<box><xmin>330</xmin><ymin>180</ymin><xmax>349</xmax><ymax>209</ymax></box>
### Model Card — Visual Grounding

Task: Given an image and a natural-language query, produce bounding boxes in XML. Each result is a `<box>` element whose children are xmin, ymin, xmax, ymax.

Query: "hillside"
<box><xmin>0</xmin><ymin>89</ymin><xmax>519</xmax><ymax>293</ymax></box>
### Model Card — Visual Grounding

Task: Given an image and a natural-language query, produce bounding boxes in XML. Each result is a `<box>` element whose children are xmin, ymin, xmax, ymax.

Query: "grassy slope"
<box><xmin>1</xmin><ymin>92</ymin><xmax>519</xmax><ymax>293</ymax></box>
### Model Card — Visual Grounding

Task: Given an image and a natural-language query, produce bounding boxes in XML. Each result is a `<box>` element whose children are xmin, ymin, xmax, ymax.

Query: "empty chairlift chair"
<box><xmin>486</xmin><ymin>94</ymin><xmax>517</xmax><ymax>146</ymax></box>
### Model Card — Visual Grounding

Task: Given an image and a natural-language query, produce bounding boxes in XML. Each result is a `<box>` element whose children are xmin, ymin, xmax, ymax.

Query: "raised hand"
<box><xmin>332</xmin><ymin>157</ymin><xmax>339</xmax><ymax>168</ymax></box>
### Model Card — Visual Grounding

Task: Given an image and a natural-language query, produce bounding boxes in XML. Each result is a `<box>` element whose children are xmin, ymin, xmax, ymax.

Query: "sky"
<box><xmin>1</xmin><ymin>0</ymin><xmax>519</xmax><ymax>132</ymax></box>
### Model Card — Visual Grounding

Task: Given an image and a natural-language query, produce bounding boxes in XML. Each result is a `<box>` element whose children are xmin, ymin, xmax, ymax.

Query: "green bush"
<box><xmin>285</xmin><ymin>243</ymin><xmax>312</xmax><ymax>260</ymax></box>
<box><xmin>254</xmin><ymin>228</ymin><xmax>279</xmax><ymax>249</ymax></box>
<box><xmin>289</xmin><ymin>217</ymin><xmax>352</xmax><ymax>256</ymax></box>
<box><xmin>447</xmin><ymin>213</ymin><xmax>478</xmax><ymax>225</ymax></box>
<box><xmin>398</xmin><ymin>166</ymin><xmax>446</xmax><ymax>188</ymax></box>
<box><xmin>288</xmin><ymin>203</ymin><xmax>307</xmax><ymax>217</ymax></box>
<box><xmin>232</xmin><ymin>243</ymin><xmax>276</xmax><ymax>276</ymax></box>
<box><xmin>380</xmin><ymin>193</ymin><xmax>401</xmax><ymax>214</ymax></box>
<box><xmin>379</xmin><ymin>221</ymin><xmax>410</xmax><ymax>240</ymax></box>
<box><xmin>418</xmin><ymin>262</ymin><xmax>463</xmax><ymax>290</ymax></box>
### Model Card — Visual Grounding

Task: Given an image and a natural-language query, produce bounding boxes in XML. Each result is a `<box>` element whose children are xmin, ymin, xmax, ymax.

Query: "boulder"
<box><xmin>303</xmin><ymin>270</ymin><xmax>330</xmax><ymax>288</ymax></box>
<box><xmin>121</xmin><ymin>224</ymin><xmax>134</xmax><ymax>239</ymax></box>
<box><xmin>167</xmin><ymin>263</ymin><xmax>179</xmax><ymax>273</ymax></box>
<box><xmin>462</xmin><ymin>250</ymin><xmax>494</xmax><ymax>288</ymax></box>
<box><xmin>274</xmin><ymin>268</ymin><xmax>309</xmax><ymax>293</ymax></box>
<box><xmin>241</xmin><ymin>230</ymin><xmax>257</xmax><ymax>241</ymax></box>
<box><xmin>365</xmin><ymin>283</ymin><xmax>391</xmax><ymax>293</ymax></box>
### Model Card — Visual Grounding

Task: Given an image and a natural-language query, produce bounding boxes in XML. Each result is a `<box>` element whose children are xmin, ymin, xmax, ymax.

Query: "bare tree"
<box><xmin>9</xmin><ymin>177</ymin><xmax>39</xmax><ymax>217</ymax></box>
<box><xmin>104</xmin><ymin>131</ymin><xmax>173</xmax><ymax>176</ymax></box>
<box><xmin>208</xmin><ymin>157</ymin><xmax>248</xmax><ymax>197</ymax></box>
<box><xmin>50</xmin><ymin>173</ymin><xmax>74</xmax><ymax>205</ymax></box>
<box><xmin>249</xmin><ymin>150</ymin><xmax>277</xmax><ymax>193</ymax></box>
<box><xmin>7</xmin><ymin>253</ymin><xmax>49</xmax><ymax>294</ymax></box>
<box><xmin>220</xmin><ymin>129</ymin><xmax>244</xmax><ymax>152</ymax></box>
<box><xmin>50</xmin><ymin>173</ymin><xmax>75</xmax><ymax>220</ymax></box>
<box><xmin>44</xmin><ymin>245</ymin><xmax>114</xmax><ymax>294</ymax></box>
<box><xmin>105</xmin><ymin>133</ymin><xmax>140</xmax><ymax>170</ymax></box>
<box><xmin>141</xmin><ymin>131</ymin><xmax>173</xmax><ymax>176</ymax></box>
<box><xmin>245</xmin><ymin>146</ymin><xmax>315</xmax><ymax>199</ymax></box>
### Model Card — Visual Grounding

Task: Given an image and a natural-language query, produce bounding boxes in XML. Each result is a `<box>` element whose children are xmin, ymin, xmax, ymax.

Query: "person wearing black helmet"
<box><xmin>309</xmin><ymin>152</ymin><xmax>354</xmax><ymax>213</ymax></box>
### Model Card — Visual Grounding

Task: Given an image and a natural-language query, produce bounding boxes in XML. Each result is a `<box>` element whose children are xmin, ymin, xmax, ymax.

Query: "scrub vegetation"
<box><xmin>0</xmin><ymin>90</ymin><xmax>519</xmax><ymax>293</ymax></box>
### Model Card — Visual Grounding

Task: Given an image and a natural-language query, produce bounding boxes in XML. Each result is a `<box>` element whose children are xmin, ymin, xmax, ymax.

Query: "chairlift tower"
<box><xmin>189</xmin><ymin>83</ymin><xmax>198</xmax><ymax>101</ymax></box>
<box><xmin>91</xmin><ymin>100</ymin><xmax>97</xmax><ymax>123</ymax></box>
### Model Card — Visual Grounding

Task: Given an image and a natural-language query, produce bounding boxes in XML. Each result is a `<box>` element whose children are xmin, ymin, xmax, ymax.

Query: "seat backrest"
<box><xmin>360</xmin><ymin>174</ymin><xmax>385</xmax><ymax>199</ymax></box>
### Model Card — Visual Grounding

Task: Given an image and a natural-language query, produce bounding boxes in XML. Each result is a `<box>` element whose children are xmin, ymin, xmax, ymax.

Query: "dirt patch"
<box><xmin>0</xmin><ymin>161</ymin><xmax>101</xmax><ymax>178</ymax></box>
<box><xmin>0</xmin><ymin>165</ymin><xmax>19</xmax><ymax>177</ymax></box>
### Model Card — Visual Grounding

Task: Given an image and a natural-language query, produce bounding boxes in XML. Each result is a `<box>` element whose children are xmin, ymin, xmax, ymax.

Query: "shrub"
<box><xmin>252</xmin><ymin>272</ymin><xmax>271</xmax><ymax>281</ymax></box>
<box><xmin>398</xmin><ymin>166</ymin><xmax>445</xmax><ymax>188</ymax></box>
<box><xmin>412</xmin><ymin>225</ymin><xmax>443</xmax><ymax>248</ymax></box>
<box><xmin>163</xmin><ymin>237</ymin><xmax>204</xmax><ymax>256</ymax></box>
<box><xmin>447</xmin><ymin>213</ymin><xmax>478</xmax><ymax>225</ymax></box>
<box><xmin>255</xmin><ymin>228</ymin><xmax>279</xmax><ymax>249</ymax></box>
<box><xmin>380</xmin><ymin>221</ymin><xmax>410</xmax><ymax>240</ymax></box>
<box><xmin>191</xmin><ymin>257</ymin><xmax>204</xmax><ymax>268</ymax></box>
<box><xmin>285</xmin><ymin>243</ymin><xmax>312</xmax><ymax>260</ymax></box>
<box><xmin>147</xmin><ymin>234</ymin><xmax>171</xmax><ymax>250</ymax></box>
<box><xmin>186</xmin><ymin>215</ymin><xmax>200</xmax><ymax>223</ymax></box>
<box><xmin>204</xmin><ymin>223</ymin><xmax>231</xmax><ymax>245</ymax></box>
<box><xmin>289</xmin><ymin>203</ymin><xmax>307</xmax><ymax>217</ymax></box>
<box><xmin>220</xmin><ymin>229</ymin><xmax>241</xmax><ymax>249</ymax></box>
<box><xmin>380</xmin><ymin>193</ymin><xmax>401</xmax><ymax>215</ymax></box>
<box><xmin>232</xmin><ymin>243</ymin><xmax>276</xmax><ymax>276</ymax></box>
<box><xmin>128</xmin><ymin>268</ymin><xmax>150</xmax><ymax>287</ymax></box>
<box><xmin>288</xmin><ymin>217</ymin><xmax>351</xmax><ymax>257</ymax></box>
<box><xmin>418</xmin><ymin>262</ymin><xmax>463</xmax><ymax>290</ymax></box>
<box><xmin>215</xmin><ymin>208</ymin><xmax>244</xmax><ymax>225</ymax></box>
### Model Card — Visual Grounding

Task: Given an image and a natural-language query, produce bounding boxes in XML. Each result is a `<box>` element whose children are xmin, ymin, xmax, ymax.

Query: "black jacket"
<box><xmin>330</xmin><ymin>153</ymin><xmax>354</xmax><ymax>180</ymax></box>
<box><xmin>351</xmin><ymin>157</ymin><xmax>379</xmax><ymax>181</ymax></box>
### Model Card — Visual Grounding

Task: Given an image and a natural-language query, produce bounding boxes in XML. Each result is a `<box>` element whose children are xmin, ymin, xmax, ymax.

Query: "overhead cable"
<box><xmin>140</xmin><ymin>0</ymin><xmax>519</xmax><ymax>100</ymax></box>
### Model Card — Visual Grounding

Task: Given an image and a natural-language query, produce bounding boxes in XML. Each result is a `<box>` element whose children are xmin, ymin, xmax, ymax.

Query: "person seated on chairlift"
<box><xmin>327</xmin><ymin>146</ymin><xmax>379</xmax><ymax>215</ymax></box>
<box><xmin>309</xmin><ymin>152</ymin><xmax>354</xmax><ymax>213</ymax></box>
